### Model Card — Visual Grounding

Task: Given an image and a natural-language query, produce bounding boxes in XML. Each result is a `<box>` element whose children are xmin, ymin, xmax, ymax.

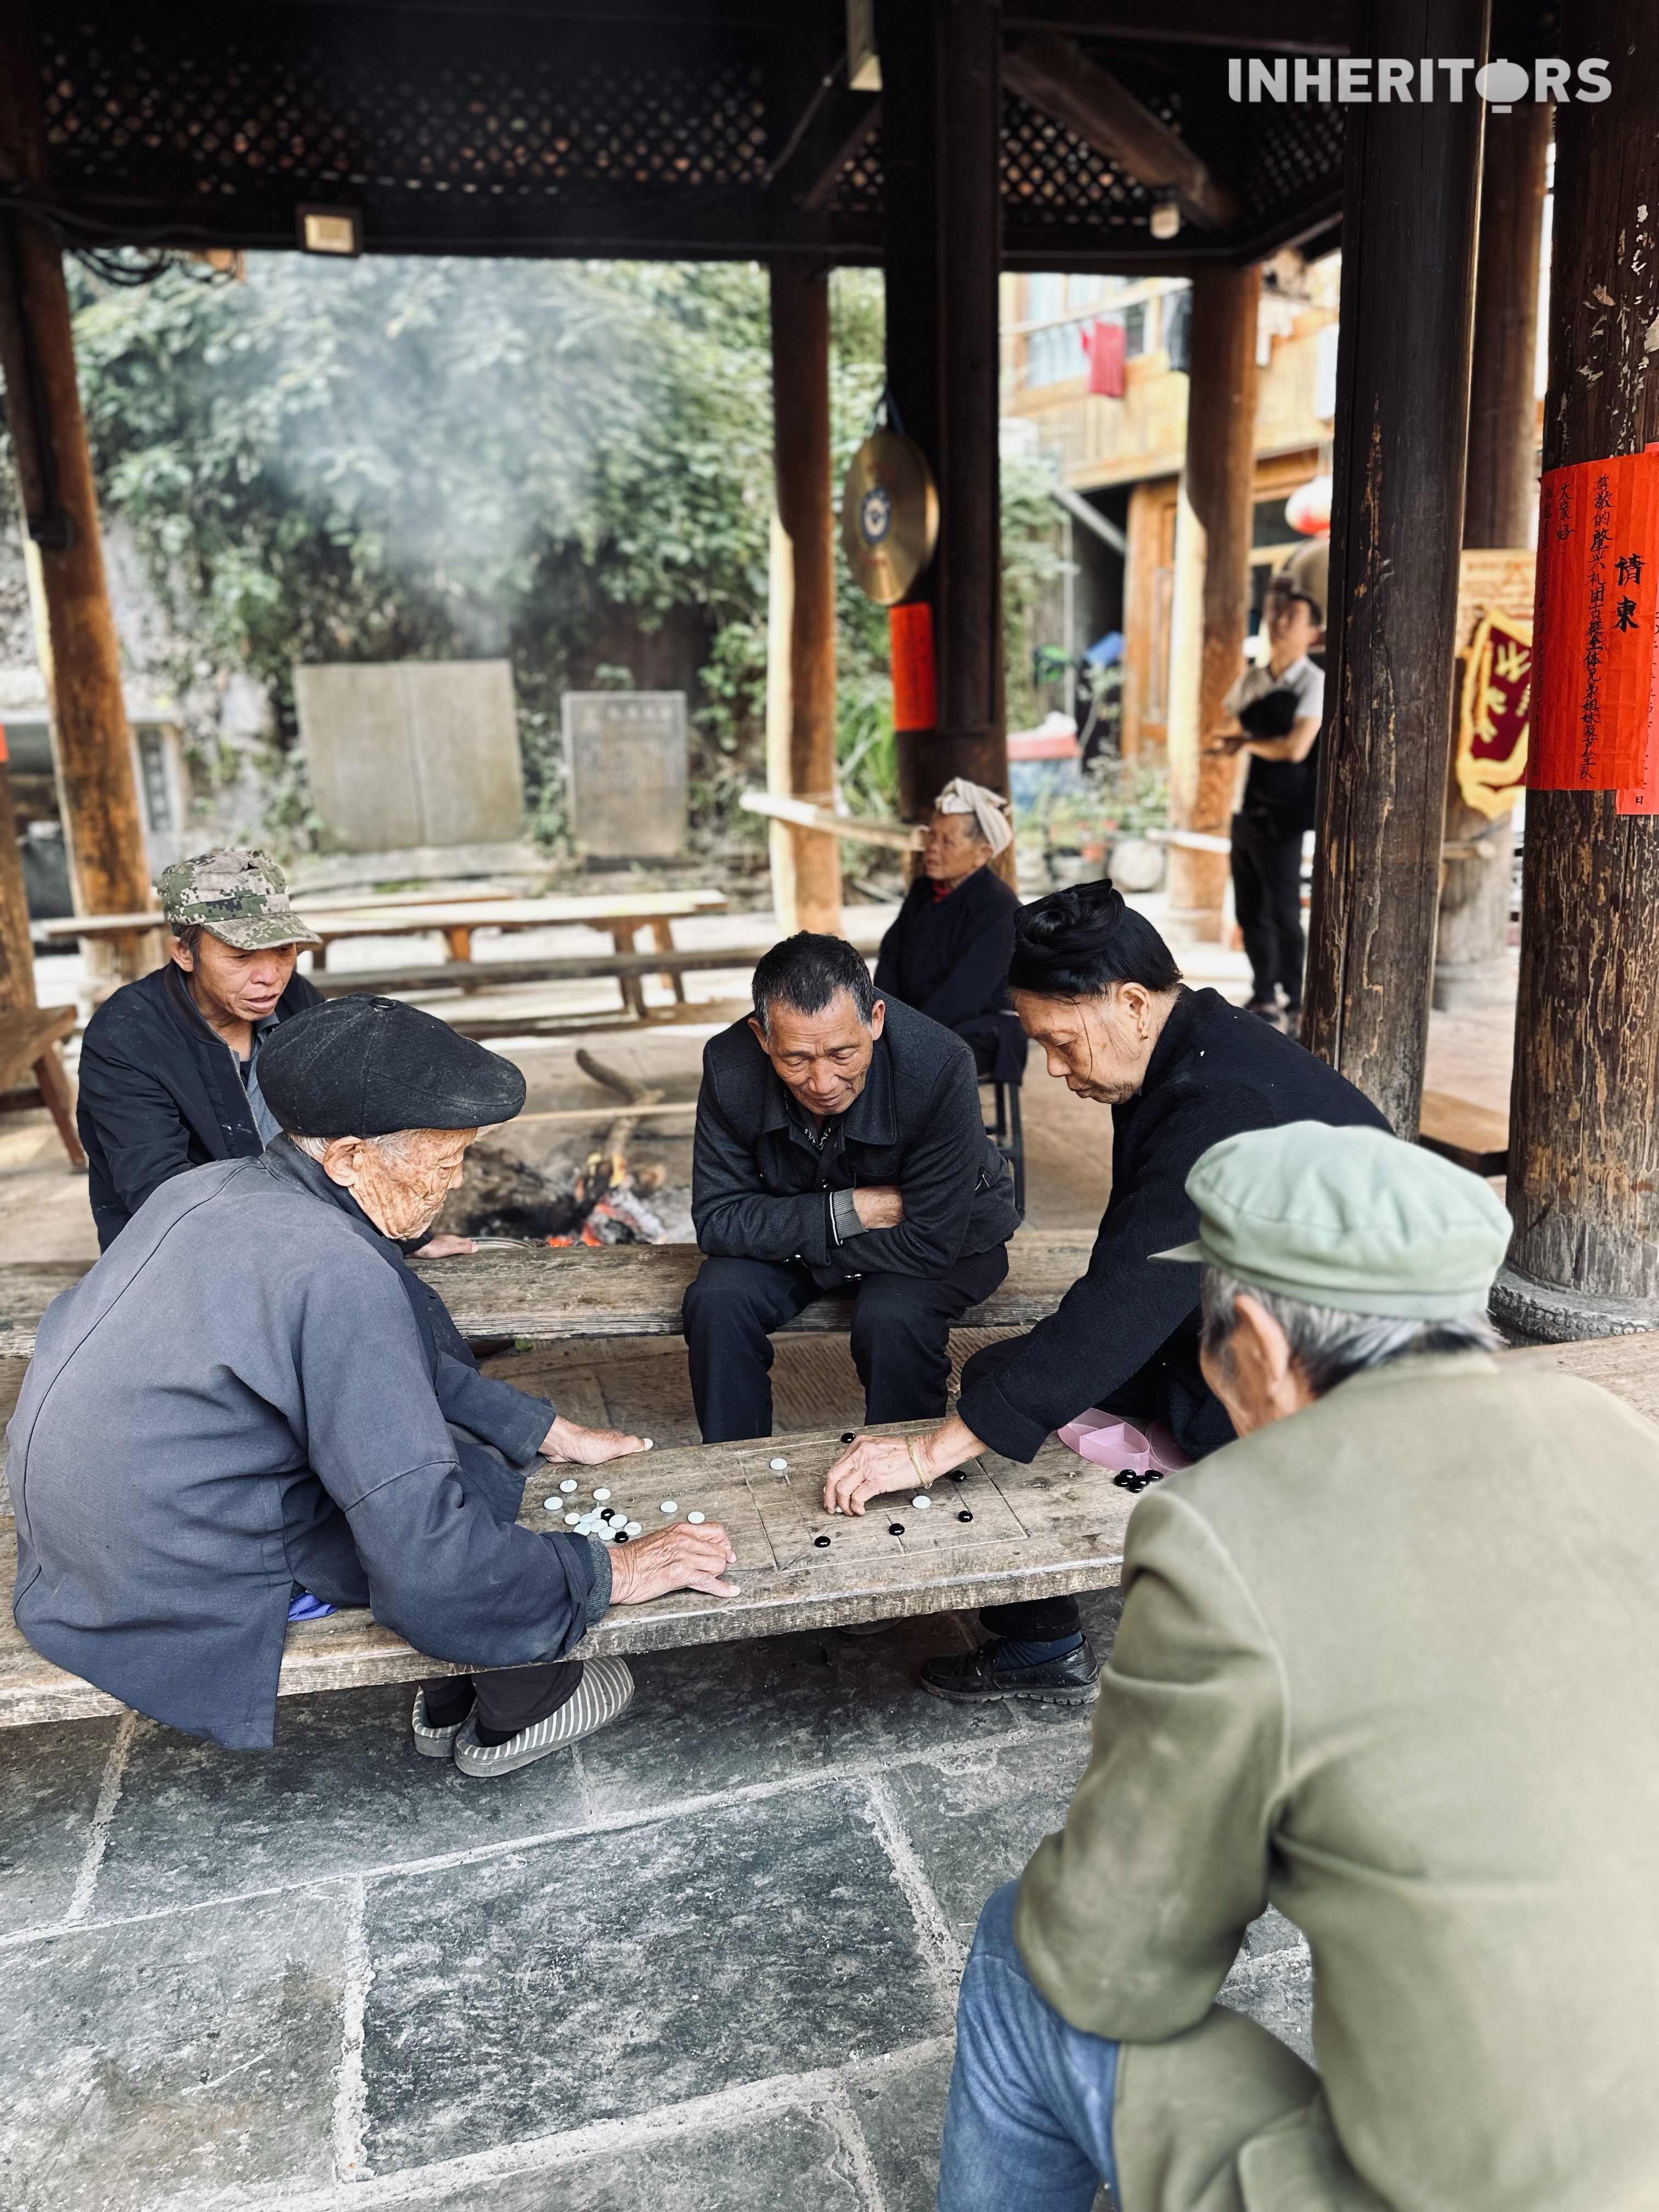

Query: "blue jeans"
<box><xmin>939</xmin><ymin>1881</ymin><xmax>1121</xmax><ymax>2212</ymax></box>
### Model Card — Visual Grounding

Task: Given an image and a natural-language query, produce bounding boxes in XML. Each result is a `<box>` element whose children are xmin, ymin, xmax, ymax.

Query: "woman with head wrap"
<box><xmin>826</xmin><ymin>877</ymin><xmax>1387</xmax><ymax>1703</ymax></box>
<box><xmin>873</xmin><ymin>777</ymin><xmax>1025</xmax><ymax>1086</ymax></box>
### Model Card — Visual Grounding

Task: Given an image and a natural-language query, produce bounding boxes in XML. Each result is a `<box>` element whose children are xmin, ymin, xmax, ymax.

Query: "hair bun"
<box><xmin>1008</xmin><ymin>877</ymin><xmax>1180</xmax><ymax>1000</ymax></box>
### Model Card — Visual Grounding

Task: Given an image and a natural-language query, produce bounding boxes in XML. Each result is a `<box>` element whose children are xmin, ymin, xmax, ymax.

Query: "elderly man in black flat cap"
<box><xmin>10</xmin><ymin>996</ymin><xmax>737</xmax><ymax>1774</ymax></box>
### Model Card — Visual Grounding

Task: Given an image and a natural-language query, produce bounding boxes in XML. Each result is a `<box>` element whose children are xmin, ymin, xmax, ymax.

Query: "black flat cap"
<box><xmin>257</xmin><ymin>996</ymin><xmax>527</xmax><ymax>1137</ymax></box>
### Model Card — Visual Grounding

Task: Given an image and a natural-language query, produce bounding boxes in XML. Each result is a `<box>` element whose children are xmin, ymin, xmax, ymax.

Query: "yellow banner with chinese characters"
<box><xmin>1457</xmin><ymin>610</ymin><xmax>1532</xmax><ymax>819</ymax></box>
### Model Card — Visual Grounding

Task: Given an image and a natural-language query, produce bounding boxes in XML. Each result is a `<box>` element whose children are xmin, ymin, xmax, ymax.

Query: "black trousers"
<box><xmin>1230</xmin><ymin>811</ymin><xmax>1306</xmax><ymax>1011</ymax></box>
<box><xmin>683</xmin><ymin>1244</ymin><xmax>1011</xmax><ymax>1444</ymax></box>
<box><xmin>964</xmin><ymin>1339</ymin><xmax>1190</xmax><ymax>1647</ymax></box>
<box><xmin>417</xmin><ymin>1420</ymin><xmax>583</xmax><ymax>1735</ymax></box>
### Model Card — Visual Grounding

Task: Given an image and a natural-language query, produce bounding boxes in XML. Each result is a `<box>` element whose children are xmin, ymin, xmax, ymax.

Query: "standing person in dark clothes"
<box><xmin>874</xmin><ymin>777</ymin><xmax>1025</xmax><ymax>1086</ymax></box>
<box><xmin>12</xmin><ymin>996</ymin><xmax>738</xmax><ymax>1773</ymax></box>
<box><xmin>1212</xmin><ymin>550</ymin><xmax>1327</xmax><ymax>1036</ymax></box>
<box><xmin>683</xmin><ymin>933</ymin><xmax>1020</xmax><ymax>1443</ymax></box>
<box><xmin>822</xmin><ymin>879</ymin><xmax>1387</xmax><ymax>1704</ymax></box>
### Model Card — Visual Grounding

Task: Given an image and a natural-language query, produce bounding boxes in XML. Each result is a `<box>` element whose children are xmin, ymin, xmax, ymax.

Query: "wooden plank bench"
<box><xmin>1418</xmin><ymin>1090</ymin><xmax>1509</xmax><ymax>1177</ymax></box>
<box><xmin>0</xmin><ymin>1424</ymin><xmax>1134</xmax><ymax>1727</ymax></box>
<box><xmin>0</xmin><ymin>1231</ymin><xmax>1097</xmax><ymax>1361</ymax></box>
<box><xmin>6</xmin><ymin>1328</ymin><xmax>1659</xmax><ymax>1730</ymax></box>
<box><xmin>0</xmin><ymin>1005</ymin><xmax>84</xmax><ymax>1169</ymax></box>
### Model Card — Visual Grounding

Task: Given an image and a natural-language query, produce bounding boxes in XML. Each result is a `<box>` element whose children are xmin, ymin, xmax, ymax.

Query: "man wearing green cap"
<box><xmin>76</xmin><ymin>849</ymin><xmax>328</xmax><ymax>1250</ymax></box>
<box><xmin>938</xmin><ymin>1121</ymin><xmax>1658</xmax><ymax>2212</ymax></box>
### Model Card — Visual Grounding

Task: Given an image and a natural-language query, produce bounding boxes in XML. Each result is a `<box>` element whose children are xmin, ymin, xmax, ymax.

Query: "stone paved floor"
<box><xmin>0</xmin><ymin>1584</ymin><xmax>1311</xmax><ymax>2212</ymax></box>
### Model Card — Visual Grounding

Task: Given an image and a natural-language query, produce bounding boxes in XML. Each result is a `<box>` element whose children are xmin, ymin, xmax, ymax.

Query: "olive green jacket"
<box><xmin>1015</xmin><ymin>1355</ymin><xmax>1659</xmax><ymax>2212</ymax></box>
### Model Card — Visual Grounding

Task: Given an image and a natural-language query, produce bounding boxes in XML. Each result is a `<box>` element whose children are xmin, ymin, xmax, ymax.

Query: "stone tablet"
<box><xmin>294</xmin><ymin>661</ymin><xmax>524</xmax><ymax>851</ymax></box>
<box><xmin>562</xmin><ymin>692</ymin><xmax>688</xmax><ymax>857</ymax></box>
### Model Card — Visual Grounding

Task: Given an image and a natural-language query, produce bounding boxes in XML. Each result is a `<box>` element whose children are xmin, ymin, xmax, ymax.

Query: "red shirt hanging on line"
<box><xmin>1081</xmin><ymin>319</ymin><xmax>1125</xmax><ymax>399</ymax></box>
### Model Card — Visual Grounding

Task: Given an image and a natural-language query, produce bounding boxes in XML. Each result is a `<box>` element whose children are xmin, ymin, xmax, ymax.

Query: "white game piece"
<box><xmin>660</xmin><ymin>1501</ymin><xmax>678</xmax><ymax>1514</ymax></box>
<box><xmin>687</xmin><ymin>1511</ymin><xmax>706</xmax><ymax>1525</ymax></box>
<box><xmin>543</xmin><ymin>1499</ymin><xmax>559</xmax><ymax>1514</ymax></box>
<box><xmin>912</xmin><ymin>1495</ymin><xmax>932</xmax><ymax>1510</ymax></box>
<box><xmin>558</xmin><ymin>1479</ymin><xmax>578</xmax><ymax>1494</ymax></box>
<box><xmin>594</xmin><ymin>1488</ymin><xmax>611</xmax><ymax>1502</ymax></box>
<box><xmin>565</xmin><ymin>1513</ymin><xmax>580</xmax><ymax>1527</ymax></box>
<box><xmin>625</xmin><ymin>1522</ymin><xmax>642</xmax><ymax>1538</ymax></box>
<box><xmin>769</xmin><ymin>1457</ymin><xmax>788</xmax><ymax>1470</ymax></box>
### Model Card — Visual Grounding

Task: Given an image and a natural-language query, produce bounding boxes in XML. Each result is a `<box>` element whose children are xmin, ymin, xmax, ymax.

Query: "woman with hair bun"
<box><xmin>823</xmin><ymin>876</ymin><xmax>1387</xmax><ymax>1703</ymax></box>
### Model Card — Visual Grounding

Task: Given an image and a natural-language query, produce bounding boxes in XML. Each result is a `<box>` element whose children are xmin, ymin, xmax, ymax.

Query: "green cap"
<box><xmin>157</xmin><ymin>848</ymin><xmax>321</xmax><ymax>952</ymax></box>
<box><xmin>1150</xmin><ymin>1121</ymin><xmax>1513</xmax><ymax>1319</ymax></box>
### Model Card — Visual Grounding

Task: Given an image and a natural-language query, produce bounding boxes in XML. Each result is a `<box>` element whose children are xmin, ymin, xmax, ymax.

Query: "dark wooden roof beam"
<box><xmin>1002</xmin><ymin>30</ymin><xmax>1239</xmax><ymax>231</ymax></box>
<box><xmin>1002</xmin><ymin>0</ymin><xmax>1353</xmax><ymax>52</ymax></box>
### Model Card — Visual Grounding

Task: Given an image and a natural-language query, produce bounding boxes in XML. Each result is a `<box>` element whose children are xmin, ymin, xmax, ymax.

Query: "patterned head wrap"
<box><xmin>933</xmin><ymin>777</ymin><xmax>1014</xmax><ymax>857</ymax></box>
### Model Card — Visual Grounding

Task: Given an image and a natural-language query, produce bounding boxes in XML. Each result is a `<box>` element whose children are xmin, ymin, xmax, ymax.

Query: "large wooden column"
<box><xmin>874</xmin><ymin>0</ymin><xmax>941</xmax><ymax>831</ymax></box>
<box><xmin>1496</xmin><ymin>2</ymin><xmax>1659</xmax><ymax>1340</ymax></box>
<box><xmin>1301</xmin><ymin>0</ymin><xmax>1488</xmax><ymax>1134</ymax></box>
<box><xmin>931</xmin><ymin>0</ymin><xmax>1011</xmax><ymax>880</ymax></box>
<box><xmin>769</xmin><ymin>259</ymin><xmax>840</xmax><ymax>936</ymax></box>
<box><xmin>0</xmin><ymin>28</ymin><xmax>152</xmax><ymax>946</ymax></box>
<box><xmin>1164</xmin><ymin>263</ymin><xmax>1260</xmax><ymax>941</ymax></box>
<box><xmin>1432</xmin><ymin>88</ymin><xmax>1550</xmax><ymax>1011</ymax></box>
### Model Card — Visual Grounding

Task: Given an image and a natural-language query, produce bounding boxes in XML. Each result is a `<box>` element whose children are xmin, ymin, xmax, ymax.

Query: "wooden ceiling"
<box><xmin>5</xmin><ymin>1</ymin><xmax>1366</xmax><ymax>269</ymax></box>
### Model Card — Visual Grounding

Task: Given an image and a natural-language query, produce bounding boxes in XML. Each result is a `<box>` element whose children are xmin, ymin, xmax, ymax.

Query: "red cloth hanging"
<box><xmin>1081</xmin><ymin>318</ymin><xmax>1125</xmax><ymax>399</ymax></box>
<box><xmin>889</xmin><ymin>602</ymin><xmax>938</xmax><ymax>733</ymax></box>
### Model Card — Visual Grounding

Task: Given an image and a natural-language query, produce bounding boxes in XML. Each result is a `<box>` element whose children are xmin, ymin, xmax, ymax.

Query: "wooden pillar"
<box><xmin>1301</xmin><ymin>0</ymin><xmax>1488</xmax><ymax>1135</ymax></box>
<box><xmin>931</xmin><ymin>0</ymin><xmax>1012</xmax><ymax>882</ymax></box>
<box><xmin>1164</xmin><ymin>264</ymin><xmax>1260</xmax><ymax>941</ymax></box>
<box><xmin>1496</xmin><ymin>2</ymin><xmax>1659</xmax><ymax>1339</ymax></box>
<box><xmin>1432</xmin><ymin>89</ymin><xmax>1550</xmax><ymax>1011</ymax></box>
<box><xmin>769</xmin><ymin>259</ymin><xmax>841</xmax><ymax>936</ymax></box>
<box><xmin>0</xmin><ymin>24</ymin><xmax>153</xmax><ymax>950</ymax></box>
<box><xmin>874</xmin><ymin>0</ymin><xmax>941</xmax><ymax>832</ymax></box>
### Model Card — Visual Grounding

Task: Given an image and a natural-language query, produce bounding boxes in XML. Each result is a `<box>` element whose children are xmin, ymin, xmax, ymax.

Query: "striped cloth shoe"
<box><xmin>411</xmin><ymin>1683</ymin><xmax>474</xmax><ymax>1759</ymax></box>
<box><xmin>452</xmin><ymin>1658</ymin><xmax>635</xmax><ymax>1778</ymax></box>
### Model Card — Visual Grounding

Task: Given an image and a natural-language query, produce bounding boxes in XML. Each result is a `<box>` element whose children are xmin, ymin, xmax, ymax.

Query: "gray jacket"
<box><xmin>9</xmin><ymin>1143</ymin><xmax>609</xmax><ymax>1749</ymax></box>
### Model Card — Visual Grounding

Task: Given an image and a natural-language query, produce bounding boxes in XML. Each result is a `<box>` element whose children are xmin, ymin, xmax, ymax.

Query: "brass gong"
<box><xmin>840</xmin><ymin>430</ymin><xmax>940</xmax><ymax>606</ymax></box>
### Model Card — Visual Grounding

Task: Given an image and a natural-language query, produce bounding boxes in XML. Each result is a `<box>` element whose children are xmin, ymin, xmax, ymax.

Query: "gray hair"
<box><xmin>1200</xmin><ymin>1265</ymin><xmax>1499</xmax><ymax>1399</ymax></box>
<box><xmin>285</xmin><ymin>1128</ymin><xmax>428</xmax><ymax>1166</ymax></box>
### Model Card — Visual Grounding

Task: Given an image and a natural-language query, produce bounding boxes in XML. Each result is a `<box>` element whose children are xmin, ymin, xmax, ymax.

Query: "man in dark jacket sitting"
<box><xmin>75</xmin><ymin>848</ymin><xmax>325</xmax><ymax>1251</ymax></box>
<box><xmin>12</xmin><ymin>996</ymin><xmax>737</xmax><ymax>1772</ymax></box>
<box><xmin>684</xmin><ymin>933</ymin><xmax>1022</xmax><ymax>1442</ymax></box>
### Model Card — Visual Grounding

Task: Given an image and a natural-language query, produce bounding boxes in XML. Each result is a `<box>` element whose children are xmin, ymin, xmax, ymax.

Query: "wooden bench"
<box><xmin>1418</xmin><ymin>1090</ymin><xmax>1509</xmax><ymax>1177</ymax></box>
<box><xmin>0</xmin><ymin>1423</ymin><xmax>1133</xmax><ymax>1726</ymax></box>
<box><xmin>0</xmin><ymin>1005</ymin><xmax>84</xmax><ymax>1169</ymax></box>
<box><xmin>0</xmin><ymin>1231</ymin><xmax>1096</xmax><ymax>1360</ymax></box>
<box><xmin>5</xmin><ymin>1330</ymin><xmax>1659</xmax><ymax>1729</ymax></box>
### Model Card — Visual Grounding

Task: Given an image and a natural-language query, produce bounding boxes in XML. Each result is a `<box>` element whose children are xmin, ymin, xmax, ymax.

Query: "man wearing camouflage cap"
<box><xmin>75</xmin><ymin>849</ymin><xmax>326</xmax><ymax>1250</ymax></box>
<box><xmin>939</xmin><ymin>1122</ymin><xmax>1658</xmax><ymax>2212</ymax></box>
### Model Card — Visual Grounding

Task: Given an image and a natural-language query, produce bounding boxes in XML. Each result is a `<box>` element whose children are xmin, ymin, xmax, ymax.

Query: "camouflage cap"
<box><xmin>156</xmin><ymin>849</ymin><xmax>323</xmax><ymax>951</ymax></box>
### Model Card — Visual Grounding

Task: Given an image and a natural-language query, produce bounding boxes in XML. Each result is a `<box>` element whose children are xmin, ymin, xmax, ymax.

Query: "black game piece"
<box><xmin>841</xmin><ymin>1433</ymin><xmax>855</xmax><ymax>1444</ymax></box>
<box><xmin>949</xmin><ymin>1469</ymin><xmax>968</xmax><ymax>1483</ymax></box>
<box><xmin>814</xmin><ymin>1534</ymin><xmax>831</xmax><ymax>1548</ymax></box>
<box><xmin>613</xmin><ymin>1531</ymin><xmax>629</xmax><ymax>1543</ymax></box>
<box><xmin>957</xmin><ymin>1510</ymin><xmax>973</xmax><ymax>1523</ymax></box>
<box><xmin>888</xmin><ymin>1522</ymin><xmax>905</xmax><ymax>1536</ymax></box>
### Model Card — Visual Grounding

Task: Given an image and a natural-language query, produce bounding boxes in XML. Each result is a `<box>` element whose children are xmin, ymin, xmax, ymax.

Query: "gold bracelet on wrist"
<box><xmin>906</xmin><ymin>1434</ymin><xmax>929</xmax><ymax>1486</ymax></box>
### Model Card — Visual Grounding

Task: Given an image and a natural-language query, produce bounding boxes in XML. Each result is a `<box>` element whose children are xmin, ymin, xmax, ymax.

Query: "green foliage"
<box><xmin>66</xmin><ymin>251</ymin><xmax>1070</xmax><ymax>854</ymax></box>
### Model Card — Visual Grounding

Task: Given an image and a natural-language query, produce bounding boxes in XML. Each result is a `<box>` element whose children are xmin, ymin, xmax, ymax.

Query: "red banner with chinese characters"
<box><xmin>1615</xmin><ymin>575</ymin><xmax>1659</xmax><ymax>814</ymax></box>
<box><xmin>1529</xmin><ymin>449</ymin><xmax>1659</xmax><ymax>790</ymax></box>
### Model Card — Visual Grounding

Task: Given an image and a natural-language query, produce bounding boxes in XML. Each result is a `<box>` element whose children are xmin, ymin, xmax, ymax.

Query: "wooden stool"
<box><xmin>0</xmin><ymin>1006</ymin><xmax>86</xmax><ymax>1169</ymax></box>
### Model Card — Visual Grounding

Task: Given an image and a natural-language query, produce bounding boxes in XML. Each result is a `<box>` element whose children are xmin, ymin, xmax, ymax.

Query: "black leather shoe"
<box><xmin>919</xmin><ymin>1637</ymin><xmax>1100</xmax><ymax>1706</ymax></box>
